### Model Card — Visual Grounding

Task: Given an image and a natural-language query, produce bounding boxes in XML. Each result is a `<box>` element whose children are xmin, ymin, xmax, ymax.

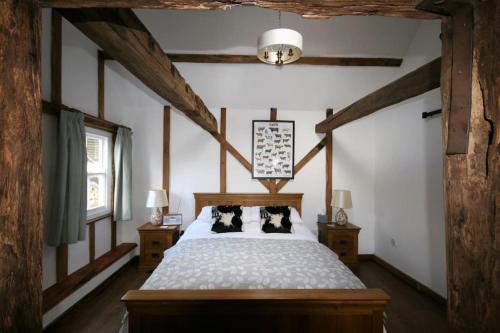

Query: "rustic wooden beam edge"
<box><xmin>39</xmin><ymin>0</ymin><xmax>439</xmax><ymax>19</ymax></box>
<box><xmin>165</xmin><ymin>54</ymin><xmax>403</xmax><ymax>67</ymax></box>
<box><xmin>42</xmin><ymin>100</ymin><xmax>131</xmax><ymax>132</ymax></box>
<box><xmin>58</xmin><ymin>8</ymin><xmax>218</xmax><ymax>134</ymax></box>
<box><xmin>418</xmin><ymin>0</ymin><xmax>473</xmax><ymax>155</ymax></box>
<box><xmin>220</xmin><ymin>108</ymin><xmax>227</xmax><ymax>193</ymax></box>
<box><xmin>315</xmin><ymin>57</ymin><xmax>441</xmax><ymax>133</ymax></box>
<box><xmin>42</xmin><ymin>243</ymin><xmax>137</xmax><ymax>313</ymax></box>
<box><xmin>212</xmin><ymin>132</ymin><xmax>271</xmax><ymax>192</ymax></box>
<box><xmin>163</xmin><ymin>106</ymin><xmax>171</xmax><ymax>214</ymax></box>
<box><xmin>276</xmin><ymin>138</ymin><xmax>327</xmax><ymax>192</ymax></box>
<box><xmin>269</xmin><ymin>107</ymin><xmax>278</xmax><ymax>194</ymax></box>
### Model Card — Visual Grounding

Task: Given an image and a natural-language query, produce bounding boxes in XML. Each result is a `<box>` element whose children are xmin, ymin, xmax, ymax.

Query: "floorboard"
<box><xmin>44</xmin><ymin>259</ymin><xmax>451</xmax><ymax>333</ymax></box>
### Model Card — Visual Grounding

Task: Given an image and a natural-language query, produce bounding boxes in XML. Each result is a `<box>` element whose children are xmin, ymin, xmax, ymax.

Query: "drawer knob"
<box><xmin>340</xmin><ymin>252</ymin><xmax>347</xmax><ymax>256</ymax></box>
<box><xmin>339</xmin><ymin>240</ymin><xmax>347</xmax><ymax>245</ymax></box>
<box><xmin>152</xmin><ymin>241</ymin><xmax>160</xmax><ymax>246</ymax></box>
<box><xmin>151</xmin><ymin>253</ymin><xmax>160</xmax><ymax>259</ymax></box>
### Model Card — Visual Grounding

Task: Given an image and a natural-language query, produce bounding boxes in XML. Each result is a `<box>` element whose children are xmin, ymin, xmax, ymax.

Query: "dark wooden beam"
<box><xmin>89</xmin><ymin>223</ymin><xmax>96</xmax><ymax>262</ymax></box>
<box><xmin>43</xmin><ymin>243</ymin><xmax>137</xmax><ymax>313</ymax></box>
<box><xmin>58</xmin><ymin>8</ymin><xmax>218</xmax><ymax>133</ymax></box>
<box><xmin>43</xmin><ymin>100</ymin><xmax>130</xmax><ymax>133</ymax></box>
<box><xmin>212</xmin><ymin>133</ymin><xmax>271</xmax><ymax>192</ymax></box>
<box><xmin>316</xmin><ymin>57</ymin><xmax>441</xmax><ymax>133</ymax></box>
<box><xmin>40</xmin><ymin>0</ymin><xmax>438</xmax><ymax>18</ymax></box>
<box><xmin>419</xmin><ymin>0</ymin><xmax>473</xmax><ymax>155</ymax></box>
<box><xmin>163</xmin><ymin>106</ymin><xmax>170</xmax><ymax>215</ymax></box>
<box><xmin>220</xmin><ymin>108</ymin><xmax>227</xmax><ymax>193</ymax></box>
<box><xmin>276</xmin><ymin>138</ymin><xmax>327</xmax><ymax>192</ymax></box>
<box><xmin>269</xmin><ymin>108</ymin><xmax>278</xmax><ymax>194</ymax></box>
<box><xmin>325</xmin><ymin>109</ymin><xmax>333</xmax><ymax>220</ymax></box>
<box><xmin>435</xmin><ymin>1</ymin><xmax>500</xmax><ymax>331</ymax></box>
<box><xmin>167</xmin><ymin>54</ymin><xmax>403</xmax><ymax>67</ymax></box>
<box><xmin>0</xmin><ymin>1</ymin><xmax>43</xmax><ymax>331</ymax></box>
<box><xmin>51</xmin><ymin>10</ymin><xmax>62</xmax><ymax>104</ymax></box>
<box><xmin>98</xmin><ymin>50</ymin><xmax>106</xmax><ymax>119</ymax></box>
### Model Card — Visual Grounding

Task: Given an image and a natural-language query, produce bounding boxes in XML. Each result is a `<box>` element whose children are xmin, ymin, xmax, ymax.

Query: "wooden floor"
<box><xmin>44</xmin><ymin>258</ymin><xmax>451</xmax><ymax>333</ymax></box>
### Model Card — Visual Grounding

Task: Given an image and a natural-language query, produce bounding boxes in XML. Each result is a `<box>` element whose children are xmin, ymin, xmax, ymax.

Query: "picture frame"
<box><xmin>162</xmin><ymin>213</ymin><xmax>182</xmax><ymax>226</ymax></box>
<box><xmin>252</xmin><ymin>120</ymin><xmax>295</xmax><ymax>179</ymax></box>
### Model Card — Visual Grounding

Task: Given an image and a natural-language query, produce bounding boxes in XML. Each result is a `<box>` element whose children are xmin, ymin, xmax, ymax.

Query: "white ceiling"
<box><xmin>136</xmin><ymin>7</ymin><xmax>426</xmax><ymax>58</ymax></box>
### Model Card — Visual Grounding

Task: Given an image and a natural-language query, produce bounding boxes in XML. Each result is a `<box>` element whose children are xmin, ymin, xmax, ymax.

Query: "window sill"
<box><xmin>86</xmin><ymin>212</ymin><xmax>113</xmax><ymax>225</ymax></box>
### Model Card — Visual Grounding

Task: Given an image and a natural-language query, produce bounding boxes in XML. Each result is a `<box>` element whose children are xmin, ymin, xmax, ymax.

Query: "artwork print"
<box><xmin>252</xmin><ymin>120</ymin><xmax>295</xmax><ymax>179</ymax></box>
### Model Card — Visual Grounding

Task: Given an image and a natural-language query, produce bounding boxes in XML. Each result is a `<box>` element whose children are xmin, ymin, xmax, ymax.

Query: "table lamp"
<box><xmin>331</xmin><ymin>190</ymin><xmax>352</xmax><ymax>226</ymax></box>
<box><xmin>146</xmin><ymin>189</ymin><xmax>169</xmax><ymax>225</ymax></box>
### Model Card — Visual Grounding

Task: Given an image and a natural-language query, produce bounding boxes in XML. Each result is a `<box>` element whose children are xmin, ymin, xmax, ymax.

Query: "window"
<box><xmin>86</xmin><ymin>128</ymin><xmax>112</xmax><ymax>219</ymax></box>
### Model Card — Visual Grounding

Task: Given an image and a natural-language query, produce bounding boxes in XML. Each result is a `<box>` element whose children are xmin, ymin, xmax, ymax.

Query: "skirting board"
<box><xmin>43</xmin><ymin>250</ymin><xmax>137</xmax><ymax>328</ymax></box>
<box><xmin>363</xmin><ymin>254</ymin><xmax>447</xmax><ymax>306</ymax></box>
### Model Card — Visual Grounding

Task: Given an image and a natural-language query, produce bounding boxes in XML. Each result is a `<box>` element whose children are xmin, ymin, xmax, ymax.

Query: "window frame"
<box><xmin>85</xmin><ymin>126</ymin><xmax>113</xmax><ymax>220</ymax></box>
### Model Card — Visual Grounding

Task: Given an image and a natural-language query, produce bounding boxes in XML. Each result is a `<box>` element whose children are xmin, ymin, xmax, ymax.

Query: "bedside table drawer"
<box><xmin>144</xmin><ymin>249</ymin><xmax>164</xmax><ymax>262</ymax></box>
<box><xmin>143</xmin><ymin>234</ymin><xmax>167</xmax><ymax>249</ymax></box>
<box><xmin>332</xmin><ymin>248</ymin><xmax>355</xmax><ymax>263</ymax></box>
<box><xmin>330</xmin><ymin>235</ymin><xmax>355</xmax><ymax>249</ymax></box>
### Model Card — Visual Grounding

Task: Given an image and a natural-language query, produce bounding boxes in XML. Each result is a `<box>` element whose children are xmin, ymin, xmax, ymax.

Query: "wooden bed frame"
<box><xmin>122</xmin><ymin>193</ymin><xmax>389</xmax><ymax>333</ymax></box>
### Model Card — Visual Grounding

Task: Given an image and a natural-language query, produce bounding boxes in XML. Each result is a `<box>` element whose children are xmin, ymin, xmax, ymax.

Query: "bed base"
<box><xmin>122</xmin><ymin>289</ymin><xmax>389</xmax><ymax>333</ymax></box>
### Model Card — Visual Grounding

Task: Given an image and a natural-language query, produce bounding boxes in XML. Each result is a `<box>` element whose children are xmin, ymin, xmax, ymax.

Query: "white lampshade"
<box><xmin>146</xmin><ymin>190</ymin><xmax>169</xmax><ymax>208</ymax></box>
<box><xmin>331</xmin><ymin>190</ymin><xmax>352</xmax><ymax>209</ymax></box>
<box><xmin>257</xmin><ymin>28</ymin><xmax>303</xmax><ymax>65</ymax></box>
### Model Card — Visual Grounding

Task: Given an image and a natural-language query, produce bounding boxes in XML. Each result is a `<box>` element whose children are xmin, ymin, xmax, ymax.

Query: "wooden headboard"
<box><xmin>194</xmin><ymin>193</ymin><xmax>303</xmax><ymax>216</ymax></box>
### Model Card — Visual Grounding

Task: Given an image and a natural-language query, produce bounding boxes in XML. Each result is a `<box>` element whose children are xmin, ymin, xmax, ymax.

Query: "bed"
<box><xmin>122</xmin><ymin>193</ymin><xmax>389</xmax><ymax>333</ymax></box>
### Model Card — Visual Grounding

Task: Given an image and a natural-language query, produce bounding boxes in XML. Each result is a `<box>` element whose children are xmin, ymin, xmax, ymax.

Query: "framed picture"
<box><xmin>162</xmin><ymin>213</ymin><xmax>182</xmax><ymax>226</ymax></box>
<box><xmin>252</xmin><ymin>120</ymin><xmax>295</xmax><ymax>179</ymax></box>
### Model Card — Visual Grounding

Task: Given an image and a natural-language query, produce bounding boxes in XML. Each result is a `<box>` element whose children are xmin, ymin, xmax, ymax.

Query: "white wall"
<box><xmin>373</xmin><ymin>21</ymin><xmax>447</xmax><ymax>297</ymax></box>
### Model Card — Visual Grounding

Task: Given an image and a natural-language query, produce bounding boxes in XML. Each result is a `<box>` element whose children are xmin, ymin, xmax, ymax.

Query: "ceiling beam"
<box><xmin>58</xmin><ymin>8</ymin><xmax>218</xmax><ymax>133</ymax></box>
<box><xmin>315</xmin><ymin>57</ymin><xmax>441</xmax><ymax>133</ymax></box>
<box><xmin>167</xmin><ymin>54</ymin><xmax>403</xmax><ymax>67</ymax></box>
<box><xmin>41</xmin><ymin>1</ymin><xmax>438</xmax><ymax>19</ymax></box>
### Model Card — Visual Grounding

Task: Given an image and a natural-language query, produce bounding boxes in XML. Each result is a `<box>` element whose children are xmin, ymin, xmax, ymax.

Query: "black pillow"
<box><xmin>211</xmin><ymin>205</ymin><xmax>243</xmax><ymax>233</ymax></box>
<box><xmin>260</xmin><ymin>206</ymin><xmax>292</xmax><ymax>233</ymax></box>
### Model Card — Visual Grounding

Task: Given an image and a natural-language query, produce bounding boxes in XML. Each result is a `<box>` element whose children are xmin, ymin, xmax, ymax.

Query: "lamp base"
<box><xmin>150</xmin><ymin>207</ymin><xmax>163</xmax><ymax>226</ymax></box>
<box><xmin>335</xmin><ymin>208</ymin><xmax>348</xmax><ymax>226</ymax></box>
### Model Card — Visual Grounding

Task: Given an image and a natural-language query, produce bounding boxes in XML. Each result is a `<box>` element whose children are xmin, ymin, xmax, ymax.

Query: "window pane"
<box><xmin>87</xmin><ymin>134</ymin><xmax>107</xmax><ymax>173</ymax></box>
<box><xmin>87</xmin><ymin>174</ymin><xmax>106</xmax><ymax>210</ymax></box>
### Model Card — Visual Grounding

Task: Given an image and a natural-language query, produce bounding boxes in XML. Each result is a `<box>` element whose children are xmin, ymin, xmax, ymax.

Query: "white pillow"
<box><xmin>289</xmin><ymin>207</ymin><xmax>303</xmax><ymax>224</ymax></box>
<box><xmin>197</xmin><ymin>206</ymin><xmax>214</xmax><ymax>223</ymax></box>
<box><xmin>242</xmin><ymin>206</ymin><xmax>261</xmax><ymax>223</ymax></box>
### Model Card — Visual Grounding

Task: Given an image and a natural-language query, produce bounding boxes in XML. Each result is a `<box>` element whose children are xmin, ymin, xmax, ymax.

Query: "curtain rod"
<box><xmin>42</xmin><ymin>100</ymin><xmax>132</xmax><ymax>132</ymax></box>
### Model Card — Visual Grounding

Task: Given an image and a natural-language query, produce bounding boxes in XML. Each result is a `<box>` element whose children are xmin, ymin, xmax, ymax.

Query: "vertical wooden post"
<box><xmin>269</xmin><ymin>107</ymin><xmax>278</xmax><ymax>194</ymax></box>
<box><xmin>440</xmin><ymin>2</ymin><xmax>500</xmax><ymax>331</ymax></box>
<box><xmin>89</xmin><ymin>223</ymin><xmax>96</xmax><ymax>261</ymax></box>
<box><xmin>163</xmin><ymin>106</ymin><xmax>170</xmax><ymax>214</ymax></box>
<box><xmin>0</xmin><ymin>0</ymin><xmax>43</xmax><ymax>331</ymax></box>
<box><xmin>97</xmin><ymin>50</ymin><xmax>105</xmax><ymax>119</ymax></box>
<box><xmin>220</xmin><ymin>108</ymin><xmax>227</xmax><ymax>193</ymax></box>
<box><xmin>325</xmin><ymin>109</ymin><xmax>333</xmax><ymax>221</ymax></box>
<box><xmin>51</xmin><ymin>8</ymin><xmax>69</xmax><ymax>283</ymax></box>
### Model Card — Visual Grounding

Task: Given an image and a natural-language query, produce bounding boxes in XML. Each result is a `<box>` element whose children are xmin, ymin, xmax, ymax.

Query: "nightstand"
<box><xmin>137</xmin><ymin>223</ymin><xmax>180</xmax><ymax>272</ymax></box>
<box><xmin>318</xmin><ymin>222</ymin><xmax>361</xmax><ymax>272</ymax></box>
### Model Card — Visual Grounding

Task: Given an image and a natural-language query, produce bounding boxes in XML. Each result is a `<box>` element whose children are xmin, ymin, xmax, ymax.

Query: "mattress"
<box><xmin>141</xmin><ymin>219</ymin><xmax>365</xmax><ymax>290</ymax></box>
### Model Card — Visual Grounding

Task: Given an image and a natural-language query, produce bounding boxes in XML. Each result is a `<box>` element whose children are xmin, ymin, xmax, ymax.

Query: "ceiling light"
<box><xmin>257</xmin><ymin>12</ymin><xmax>303</xmax><ymax>65</ymax></box>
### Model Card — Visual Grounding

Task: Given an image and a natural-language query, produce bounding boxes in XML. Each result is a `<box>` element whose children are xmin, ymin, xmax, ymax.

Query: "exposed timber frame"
<box><xmin>315</xmin><ymin>57</ymin><xmax>441</xmax><ymax>133</ymax></box>
<box><xmin>0</xmin><ymin>1</ymin><xmax>43</xmax><ymax>332</ymax></box>
<box><xmin>40</xmin><ymin>0</ymin><xmax>438</xmax><ymax>19</ymax></box>
<box><xmin>167</xmin><ymin>53</ymin><xmax>403</xmax><ymax>67</ymax></box>
<box><xmin>58</xmin><ymin>8</ymin><xmax>218</xmax><ymax>133</ymax></box>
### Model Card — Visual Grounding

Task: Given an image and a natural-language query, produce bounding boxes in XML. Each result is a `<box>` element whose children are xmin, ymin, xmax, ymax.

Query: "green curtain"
<box><xmin>114</xmin><ymin>127</ymin><xmax>132</xmax><ymax>221</ymax></box>
<box><xmin>46</xmin><ymin>110</ymin><xmax>87</xmax><ymax>246</ymax></box>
